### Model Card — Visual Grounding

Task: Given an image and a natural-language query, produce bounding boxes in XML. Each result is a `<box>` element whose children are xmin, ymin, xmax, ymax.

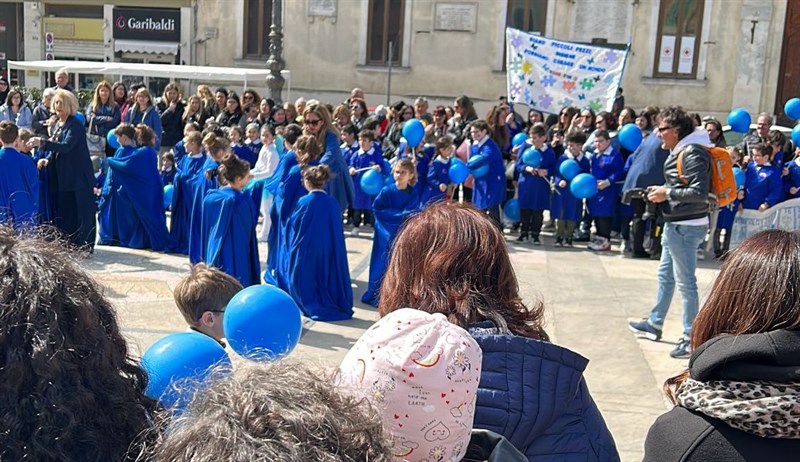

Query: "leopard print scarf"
<box><xmin>676</xmin><ymin>378</ymin><xmax>800</xmax><ymax>439</ymax></box>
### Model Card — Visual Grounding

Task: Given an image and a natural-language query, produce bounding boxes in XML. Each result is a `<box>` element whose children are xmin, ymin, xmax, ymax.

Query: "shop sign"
<box><xmin>113</xmin><ymin>7</ymin><xmax>180</xmax><ymax>42</ymax></box>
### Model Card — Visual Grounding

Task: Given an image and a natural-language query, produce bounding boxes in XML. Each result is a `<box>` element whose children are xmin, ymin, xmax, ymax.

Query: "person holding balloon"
<box><xmin>423</xmin><ymin>136</ymin><xmax>454</xmax><ymax>205</ymax></box>
<box><xmin>553</xmin><ymin>131</ymin><xmax>591</xmax><ymax>247</ymax></box>
<box><xmin>284</xmin><ymin>164</ymin><xmax>354</xmax><ymax>321</ymax></box>
<box><xmin>173</xmin><ymin>262</ymin><xmax>243</xmax><ymax>346</ymax></box>
<box><xmin>740</xmin><ymin>143</ymin><xmax>783</xmax><ymax>213</ymax></box>
<box><xmin>515</xmin><ymin>124</ymin><xmax>555</xmax><ymax>245</ymax></box>
<box><xmin>361</xmin><ymin>158</ymin><xmax>421</xmax><ymax>307</ymax></box>
<box><xmin>99</xmin><ymin>124</ymin><xmax>173</xmax><ymax>252</ymax></box>
<box><xmin>348</xmin><ymin>130</ymin><xmax>383</xmax><ymax>236</ymax></box>
<box><xmin>468</xmin><ymin>120</ymin><xmax>506</xmax><ymax>224</ymax></box>
<box><xmin>587</xmin><ymin>130</ymin><xmax>624</xmax><ymax>251</ymax></box>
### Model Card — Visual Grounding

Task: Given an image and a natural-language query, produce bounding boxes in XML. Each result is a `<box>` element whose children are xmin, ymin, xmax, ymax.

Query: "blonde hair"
<box><xmin>90</xmin><ymin>80</ymin><xmax>116</xmax><ymax>111</ymax></box>
<box><xmin>134</xmin><ymin>88</ymin><xmax>153</xmax><ymax>108</ymax></box>
<box><xmin>197</xmin><ymin>85</ymin><xmax>214</xmax><ymax>108</ymax></box>
<box><xmin>51</xmin><ymin>89</ymin><xmax>78</xmax><ymax>117</ymax></box>
<box><xmin>183</xmin><ymin>95</ymin><xmax>203</xmax><ymax>121</ymax></box>
<box><xmin>303</xmin><ymin>103</ymin><xmax>338</xmax><ymax>149</ymax></box>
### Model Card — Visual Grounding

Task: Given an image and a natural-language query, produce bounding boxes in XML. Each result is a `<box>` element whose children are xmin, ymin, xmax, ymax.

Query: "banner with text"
<box><xmin>730</xmin><ymin>198</ymin><xmax>800</xmax><ymax>248</ymax></box>
<box><xmin>505</xmin><ymin>28</ymin><xmax>628</xmax><ymax>114</ymax></box>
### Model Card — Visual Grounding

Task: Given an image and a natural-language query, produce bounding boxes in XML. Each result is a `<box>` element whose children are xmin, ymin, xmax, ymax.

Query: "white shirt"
<box><xmin>251</xmin><ymin>142</ymin><xmax>280</xmax><ymax>180</ymax></box>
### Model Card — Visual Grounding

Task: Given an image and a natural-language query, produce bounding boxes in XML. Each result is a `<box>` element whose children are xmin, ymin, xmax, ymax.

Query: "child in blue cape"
<box><xmin>188</xmin><ymin>133</ymin><xmax>228</xmax><ymax>264</ymax></box>
<box><xmin>553</xmin><ymin>131</ymin><xmax>590</xmax><ymax>247</ymax></box>
<box><xmin>284</xmin><ymin>164</ymin><xmax>354</xmax><ymax>321</ymax></box>
<box><xmin>160</xmin><ymin>151</ymin><xmax>176</xmax><ymax>186</ymax></box>
<box><xmin>99</xmin><ymin>123</ymin><xmax>172</xmax><ymax>251</ymax></box>
<box><xmin>515</xmin><ymin>124</ymin><xmax>555</xmax><ymax>245</ymax></box>
<box><xmin>201</xmin><ymin>154</ymin><xmax>261</xmax><ymax>287</ymax></box>
<box><xmin>423</xmin><ymin>136</ymin><xmax>453</xmax><ymax>205</ymax></box>
<box><xmin>349</xmin><ymin>130</ymin><xmax>383</xmax><ymax>236</ymax></box>
<box><xmin>169</xmin><ymin>131</ymin><xmax>206</xmax><ymax>254</ymax></box>
<box><xmin>172</xmin><ymin>122</ymin><xmax>197</xmax><ymax>165</ymax></box>
<box><xmin>0</xmin><ymin>121</ymin><xmax>38</xmax><ymax>229</ymax></box>
<box><xmin>740</xmin><ymin>143</ymin><xmax>783</xmax><ymax>212</ymax></box>
<box><xmin>361</xmin><ymin>158</ymin><xmax>421</xmax><ymax>307</ymax></box>
<box><xmin>229</xmin><ymin>125</ymin><xmax>257</xmax><ymax>168</ymax></box>
<box><xmin>244</xmin><ymin>122</ymin><xmax>262</xmax><ymax>168</ymax></box>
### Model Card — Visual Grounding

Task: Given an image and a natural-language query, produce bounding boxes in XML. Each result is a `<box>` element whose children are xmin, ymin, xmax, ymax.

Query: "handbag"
<box><xmin>86</xmin><ymin>115</ymin><xmax>106</xmax><ymax>156</ymax></box>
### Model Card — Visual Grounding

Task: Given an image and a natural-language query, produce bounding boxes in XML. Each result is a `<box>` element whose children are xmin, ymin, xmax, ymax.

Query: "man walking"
<box><xmin>628</xmin><ymin>106</ymin><xmax>712</xmax><ymax>359</ymax></box>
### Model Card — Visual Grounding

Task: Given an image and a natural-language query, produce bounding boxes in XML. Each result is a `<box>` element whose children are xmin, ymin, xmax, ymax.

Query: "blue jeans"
<box><xmin>648</xmin><ymin>222</ymin><xmax>708</xmax><ymax>336</ymax></box>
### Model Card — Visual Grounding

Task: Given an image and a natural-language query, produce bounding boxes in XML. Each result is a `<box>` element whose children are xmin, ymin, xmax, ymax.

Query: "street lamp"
<box><xmin>266</xmin><ymin>0</ymin><xmax>285</xmax><ymax>105</ymax></box>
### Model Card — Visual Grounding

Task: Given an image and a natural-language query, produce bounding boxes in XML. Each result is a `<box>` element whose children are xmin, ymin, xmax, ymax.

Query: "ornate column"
<box><xmin>266</xmin><ymin>0</ymin><xmax>285</xmax><ymax>105</ymax></box>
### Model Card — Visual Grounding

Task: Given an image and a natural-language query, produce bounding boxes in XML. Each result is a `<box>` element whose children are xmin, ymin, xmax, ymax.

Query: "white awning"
<box><xmin>114</xmin><ymin>39</ymin><xmax>180</xmax><ymax>55</ymax></box>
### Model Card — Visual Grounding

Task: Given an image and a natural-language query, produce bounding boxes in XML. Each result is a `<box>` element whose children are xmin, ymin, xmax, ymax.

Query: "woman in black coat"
<box><xmin>644</xmin><ymin>229</ymin><xmax>800</xmax><ymax>462</ymax></box>
<box><xmin>28</xmin><ymin>90</ymin><xmax>96</xmax><ymax>250</ymax></box>
<box><xmin>157</xmin><ymin>83</ymin><xmax>186</xmax><ymax>150</ymax></box>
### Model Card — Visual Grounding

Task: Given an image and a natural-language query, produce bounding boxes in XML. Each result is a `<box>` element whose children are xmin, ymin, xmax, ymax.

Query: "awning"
<box><xmin>114</xmin><ymin>39</ymin><xmax>180</xmax><ymax>55</ymax></box>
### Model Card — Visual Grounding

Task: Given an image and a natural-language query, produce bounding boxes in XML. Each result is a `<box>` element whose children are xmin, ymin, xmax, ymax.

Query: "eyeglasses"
<box><xmin>306</xmin><ymin>118</ymin><xmax>322</xmax><ymax>127</ymax></box>
<box><xmin>657</xmin><ymin>125</ymin><xmax>675</xmax><ymax>131</ymax></box>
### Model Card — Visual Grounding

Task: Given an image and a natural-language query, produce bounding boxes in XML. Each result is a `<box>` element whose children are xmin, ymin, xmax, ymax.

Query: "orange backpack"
<box><xmin>677</xmin><ymin>145</ymin><xmax>737</xmax><ymax>207</ymax></box>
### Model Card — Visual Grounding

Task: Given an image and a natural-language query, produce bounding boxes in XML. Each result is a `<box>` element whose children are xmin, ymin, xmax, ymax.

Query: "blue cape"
<box><xmin>188</xmin><ymin>156</ymin><xmax>220</xmax><ymax>263</ymax></box>
<box><xmin>361</xmin><ymin>184</ymin><xmax>421</xmax><ymax>306</ymax></box>
<box><xmin>201</xmin><ymin>187</ymin><xmax>261</xmax><ymax>287</ymax></box>
<box><xmin>168</xmin><ymin>155</ymin><xmax>206</xmax><ymax>254</ymax></box>
<box><xmin>264</xmin><ymin>150</ymin><xmax>298</xmax><ymax>279</ymax></box>
<box><xmin>284</xmin><ymin>191</ymin><xmax>353</xmax><ymax>321</ymax></box>
<box><xmin>0</xmin><ymin>147</ymin><xmax>39</xmax><ymax>229</ymax></box>
<box><xmin>320</xmin><ymin>130</ymin><xmax>354</xmax><ymax>211</ymax></box>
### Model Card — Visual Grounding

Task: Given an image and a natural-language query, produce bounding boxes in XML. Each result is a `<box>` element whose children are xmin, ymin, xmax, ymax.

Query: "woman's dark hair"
<box><xmin>664</xmin><ymin>230</ymin><xmax>800</xmax><ymax>402</ymax></box>
<box><xmin>455</xmin><ymin>95</ymin><xmax>477</xmax><ymax>119</ymax></box>
<box><xmin>5</xmin><ymin>88</ymin><xmax>23</xmax><ymax>107</ymax></box>
<box><xmin>217</xmin><ymin>154</ymin><xmax>250</xmax><ymax>184</ymax></box>
<box><xmin>0</xmin><ymin>228</ymin><xmax>160</xmax><ymax>460</ymax></box>
<box><xmin>135</xmin><ymin>123</ymin><xmax>156</xmax><ymax>147</ymax></box>
<box><xmin>485</xmin><ymin>105</ymin><xmax>509</xmax><ymax>150</ymax></box>
<box><xmin>596</xmin><ymin>111</ymin><xmax>616</xmax><ymax>130</ymax></box>
<box><xmin>241</xmin><ymin>89</ymin><xmax>261</xmax><ymax>103</ymax></box>
<box><xmin>114</xmin><ymin>123</ymin><xmax>136</xmax><ymax>140</ymax></box>
<box><xmin>294</xmin><ymin>134</ymin><xmax>322</xmax><ymax>167</ymax></box>
<box><xmin>658</xmin><ymin>106</ymin><xmax>694</xmax><ymax>140</ymax></box>
<box><xmin>379</xmin><ymin>202</ymin><xmax>549</xmax><ymax>341</ymax></box>
<box><xmin>302</xmin><ymin>164</ymin><xmax>331</xmax><ymax>190</ymax></box>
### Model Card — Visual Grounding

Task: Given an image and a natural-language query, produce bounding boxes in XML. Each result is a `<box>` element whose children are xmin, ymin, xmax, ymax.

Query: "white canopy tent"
<box><xmin>7</xmin><ymin>60</ymin><xmax>291</xmax><ymax>99</ymax></box>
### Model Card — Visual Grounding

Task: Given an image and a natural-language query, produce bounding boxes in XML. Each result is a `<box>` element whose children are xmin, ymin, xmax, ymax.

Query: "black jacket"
<box><xmin>463</xmin><ymin>430</ymin><xmax>527</xmax><ymax>462</ymax></box>
<box><xmin>660</xmin><ymin>130</ymin><xmax>712</xmax><ymax>222</ymax></box>
<box><xmin>644</xmin><ymin>330</ymin><xmax>800</xmax><ymax>462</ymax></box>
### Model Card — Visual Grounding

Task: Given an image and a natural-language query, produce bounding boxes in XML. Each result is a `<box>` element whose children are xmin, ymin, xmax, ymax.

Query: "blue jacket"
<box><xmin>622</xmin><ymin>134</ymin><xmax>669</xmax><ymax>192</ymax></box>
<box><xmin>124</xmin><ymin>105</ymin><xmax>163</xmax><ymax>150</ymax></box>
<box><xmin>470</xmin><ymin>323</ymin><xmax>620</xmax><ymax>462</ymax></box>
<box><xmin>43</xmin><ymin>115</ymin><xmax>95</xmax><ymax>192</ymax></box>
<box><xmin>0</xmin><ymin>103</ymin><xmax>33</xmax><ymax>129</ymax></box>
<box><xmin>87</xmin><ymin>102</ymin><xmax>121</xmax><ymax>137</ymax></box>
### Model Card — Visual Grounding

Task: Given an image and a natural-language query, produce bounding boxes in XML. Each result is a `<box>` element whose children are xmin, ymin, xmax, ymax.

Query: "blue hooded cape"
<box><xmin>201</xmin><ymin>186</ymin><xmax>261</xmax><ymax>287</ymax></box>
<box><xmin>284</xmin><ymin>190</ymin><xmax>353</xmax><ymax>321</ymax></box>
<box><xmin>0</xmin><ymin>147</ymin><xmax>39</xmax><ymax>229</ymax></box>
<box><xmin>264</xmin><ymin>150</ymin><xmax>298</xmax><ymax>281</ymax></box>
<box><xmin>188</xmin><ymin>156</ymin><xmax>220</xmax><ymax>264</ymax></box>
<box><xmin>273</xmin><ymin>161</ymin><xmax>317</xmax><ymax>288</ymax></box>
<box><xmin>168</xmin><ymin>154</ymin><xmax>206</xmax><ymax>254</ymax></box>
<box><xmin>361</xmin><ymin>183</ymin><xmax>421</xmax><ymax>307</ymax></box>
<box><xmin>320</xmin><ymin>130</ymin><xmax>354</xmax><ymax>212</ymax></box>
<box><xmin>99</xmin><ymin>146</ymin><xmax>172</xmax><ymax>251</ymax></box>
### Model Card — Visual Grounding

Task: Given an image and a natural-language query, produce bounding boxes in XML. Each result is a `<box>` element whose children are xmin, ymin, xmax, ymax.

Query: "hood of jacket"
<box><xmin>672</xmin><ymin>127</ymin><xmax>713</xmax><ymax>154</ymax></box>
<box><xmin>689</xmin><ymin>329</ymin><xmax>800</xmax><ymax>382</ymax></box>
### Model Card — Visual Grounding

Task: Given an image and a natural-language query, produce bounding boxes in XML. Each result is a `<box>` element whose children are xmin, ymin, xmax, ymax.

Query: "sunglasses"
<box><xmin>306</xmin><ymin>118</ymin><xmax>322</xmax><ymax>126</ymax></box>
<box><xmin>657</xmin><ymin>125</ymin><xmax>675</xmax><ymax>131</ymax></box>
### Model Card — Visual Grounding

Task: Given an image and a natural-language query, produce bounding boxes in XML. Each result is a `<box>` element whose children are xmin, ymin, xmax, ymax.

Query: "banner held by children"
<box><xmin>505</xmin><ymin>27</ymin><xmax>628</xmax><ymax>114</ymax></box>
<box><xmin>730</xmin><ymin>198</ymin><xmax>800</xmax><ymax>249</ymax></box>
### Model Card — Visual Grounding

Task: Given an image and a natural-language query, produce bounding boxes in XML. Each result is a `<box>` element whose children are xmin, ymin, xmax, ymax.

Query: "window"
<box><xmin>44</xmin><ymin>4</ymin><xmax>103</xmax><ymax>19</ymax></box>
<box><xmin>243</xmin><ymin>0</ymin><xmax>273</xmax><ymax>58</ymax></box>
<box><xmin>504</xmin><ymin>0</ymin><xmax>548</xmax><ymax>70</ymax></box>
<box><xmin>654</xmin><ymin>0</ymin><xmax>704</xmax><ymax>78</ymax></box>
<box><xmin>366</xmin><ymin>0</ymin><xmax>404</xmax><ymax>65</ymax></box>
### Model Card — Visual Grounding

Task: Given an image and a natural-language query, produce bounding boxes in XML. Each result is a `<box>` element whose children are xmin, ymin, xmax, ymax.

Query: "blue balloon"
<box><xmin>275</xmin><ymin>135</ymin><xmax>285</xmax><ymax>155</ymax></box>
<box><xmin>570</xmin><ymin>173</ymin><xmax>598</xmax><ymax>199</ymax></box>
<box><xmin>503</xmin><ymin>198</ymin><xmax>520</xmax><ymax>222</ymax></box>
<box><xmin>107</xmin><ymin>130</ymin><xmax>120</xmax><ymax>149</ymax></box>
<box><xmin>449</xmin><ymin>158</ymin><xmax>469</xmax><ymax>184</ymax></box>
<box><xmin>385</xmin><ymin>173</ymin><xmax>395</xmax><ymax>186</ymax></box>
<box><xmin>163</xmin><ymin>184</ymin><xmax>174</xmax><ymax>210</ymax></box>
<box><xmin>361</xmin><ymin>169</ymin><xmax>384</xmax><ymax>196</ymax></box>
<box><xmin>618</xmin><ymin>123</ymin><xmax>643</xmax><ymax>152</ymax></box>
<box><xmin>728</xmin><ymin>108</ymin><xmax>751</xmax><ymax>134</ymax></box>
<box><xmin>467</xmin><ymin>155</ymin><xmax>489</xmax><ymax>179</ymax></box>
<box><xmin>141</xmin><ymin>332</ymin><xmax>231</xmax><ymax>409</ymax></box>
<box><xmin>522</xmin><ymin>147</ymin><xmax>542</xmax><ymax>168</ymax></box>
<box><xmin>733</xmin><ymin>167</ymin><xmax>746</xmax><ymax>189</ymax></box>
<box><xmin>74</xmin><ymin>112</ymin><xmax>86</xmax><ymax>125</ymax></box>
<box><xmin>559</xmin><ymin>159</ymin><xmax>581</xmax><ymax>181</ymax></box>
<box><xmin>785</xmin><ymin>98</ymin><xmax>800</xmax><ymax>120</ymax></box>
<box><xmin>512</xmin><ymin>132</ymin><xmax>528</xmax><ymax>148</ymax></box>
<box><xmin>792</xmin><ymin>125</ymin><xmax>800</xmax><ymax>149</ymax></box>
<box><xmin>402</xmin><ymin>119</ymin><xmax>425</xmax><ymax>148</ymax></box>
<box><xmin>224</xmin><ymin>285</ymin><xmax>303</xmax><ymax>361</ymax></box>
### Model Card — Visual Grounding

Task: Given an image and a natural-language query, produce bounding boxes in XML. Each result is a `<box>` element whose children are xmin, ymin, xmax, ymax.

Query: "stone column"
<box><xmin>266</xmin><ymin>0</ymin><xmax>285</xmax><ymax>105</ymax></box>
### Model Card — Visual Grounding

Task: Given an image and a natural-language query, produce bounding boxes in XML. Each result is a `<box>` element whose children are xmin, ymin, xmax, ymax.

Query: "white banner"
<box><xmin>730</xmin><ymin>198</ymin><xmax>800</xmax><ymax>248</ymax></box>
<box><xmin>505</xmin><ymin>27</ymin><xmax>628</xmax><ymax>114</ymax></box>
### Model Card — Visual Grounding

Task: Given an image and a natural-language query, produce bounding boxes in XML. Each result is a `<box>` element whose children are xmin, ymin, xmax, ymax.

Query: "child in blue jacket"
<box><xmin>740</xmin><ymin>143</ymin><xmax>783</xmax><ymax>212</ymax></box>
<box><xmin>587</xmin><ymin>129</ymin><xmax>623</xmax><ymax>251</ymax></box>
<box><xmin>424</xmin><ymin>136</ymin><xmax>453</xmax><ymax>205</ymax></box>
<box><xmin>515</xmin><ymin>124</ymin><xmax>555</xmax><ymax>245</ymax></box>
<box><xmin>553</xmin><ymin>131</ymin><xmax>590</xmax><ymax>247</ymax></box>
<box><xmin>348</xmin><ymin>130</ymin><xmax>383</xmax><ymax>236</ymax></box>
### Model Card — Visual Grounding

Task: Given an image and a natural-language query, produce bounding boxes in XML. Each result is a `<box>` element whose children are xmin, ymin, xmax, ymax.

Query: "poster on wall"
<box><xmin>505</xmin><ymin>27</ymin><xmax>628</xmax><ymax>114</ymax></box>
<box><xmin>658</xmin><ymin>35</ymin><xmax>675</xmax><ymax>73</ymax></box>
<box><xmin>678</xmin><ymin>36</ymin><xmax>695</xmax><ymax>74</ymax></box>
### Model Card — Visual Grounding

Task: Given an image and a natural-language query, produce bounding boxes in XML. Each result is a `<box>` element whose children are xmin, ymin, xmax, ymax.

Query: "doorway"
<box><xmin>775</xmin><ymin>0</ymin><xmax>800</xmax><ymax>126</ymax></box>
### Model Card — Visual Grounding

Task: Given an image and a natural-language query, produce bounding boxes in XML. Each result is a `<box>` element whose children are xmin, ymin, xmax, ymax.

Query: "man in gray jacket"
<box><xmin>628</xmin><ymin>106</ymin><xmax>712</xmax><ymax>359</ymax></box>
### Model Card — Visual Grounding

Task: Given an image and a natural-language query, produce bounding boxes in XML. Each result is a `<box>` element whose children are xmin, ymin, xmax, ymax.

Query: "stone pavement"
<box><xmin>83</xmin><ymin>231</ymin><xmax>720</xmax><ymax>462</ymax></box>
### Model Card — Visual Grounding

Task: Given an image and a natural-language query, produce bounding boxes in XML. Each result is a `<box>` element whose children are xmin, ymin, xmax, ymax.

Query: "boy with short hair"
<box><xmin>0</xmin><ymin>121</ymin><xmax>38</xmax><ymax>229</ymax></box>
<box><xmin>16</xmin><ymin>128</ymin><xmax>35</xmax><ymax>158</ymax></box>
<box><xmin>173</xmin><ymin>262</ymin><xmax>243</xmax><ymax>344</ymax></box>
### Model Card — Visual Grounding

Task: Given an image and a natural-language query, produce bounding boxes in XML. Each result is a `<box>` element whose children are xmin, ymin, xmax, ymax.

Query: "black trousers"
<box><xmin>594</xmin><ymin>217</ymin><xmax>612</xmax><ymax>239</ymax></box>
<box><xmin>352</xmin><ymin>209</ymin><xmax>373</xmax><ymax>227</ymax></box>
<box><xmin>483</xmin><ymin>205</ymin><xmax>502</xmax><ymax>229</ymax></box>
<box><xmin>630</xmin><ymin>198</ymin><xmax>647</xmax><ymax>253</ymax></box>
<box><xmin>55</xmin><ymin>188</ymin><xmax>97</xmax><ymax>250</ymax></box>
<box><xmin>520</xmin><ymin>209</ymin><xmax>544</xmax><ymax>238</ymax></box>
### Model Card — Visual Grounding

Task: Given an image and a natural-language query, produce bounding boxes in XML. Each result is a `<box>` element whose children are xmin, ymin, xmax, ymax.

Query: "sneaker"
<box><xmin>610</xmin><ymin>230</ymin><xmax>621</xmax><ymax>238</ymax></box>
<box><xmin>620</xmin><ymin>241</ymin><xmax>629</xmax><ymax>253</ymax></box>
<box><xmin>697</xmin><ymin>248</ymin><xmax>706</xmax><ymax>260</ymax></box>
<box><xmin>516</xmin><ymin>234</ymin><xmax>528</xmax><ymax>242</ymax></box>
<box><xmin>565</xmin><ymin>238</ymin><xmax>573</xmax><ymax>247</ymax></box>
<box><xmin>532</xmin><ymin>236</ymin><xmax>542</xmax><ymax>246</ymax></box>
<box><xmin>588</xmin><ymin>237</ymin><xmax>611</xmax><ymax>251</ymax></box>
<box><xmin>350</xmin><ymin>227</ymin><xmax>360</xmax><ymax>237</ymax></box>
<box><xmin>555</xmin><ymin>236</ymin><xmax>564</xmax><ymax>247</ymax></box>
<box><xmin>670</xmin><ymin>337</ymin><xmax>692</xmax><ymax>359</ymax></box>
<box><xmin>628</xmin><ymin>319</ymin><xmax>663</xmax><ymax>341</ymax></box>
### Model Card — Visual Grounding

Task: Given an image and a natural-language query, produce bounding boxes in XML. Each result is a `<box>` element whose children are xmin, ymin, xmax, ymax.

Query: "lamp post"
<box><xmin>266</xmin><ymin>0</ymin><xmax>285</xmax><ymax>105</ymax></box>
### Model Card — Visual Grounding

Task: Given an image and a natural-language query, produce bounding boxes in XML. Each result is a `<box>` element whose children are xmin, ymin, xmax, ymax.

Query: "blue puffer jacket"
<box><xmin>470</xmin><ymin>323</ymin><xmax>620</xmax><ymax>461</ymax></box>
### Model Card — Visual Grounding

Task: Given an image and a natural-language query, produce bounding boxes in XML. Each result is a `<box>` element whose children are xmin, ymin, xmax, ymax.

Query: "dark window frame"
<box><xmin>243</xmin><ymin>0</ymin><xmax>273</xmax><ymax>59</ymax></box>
<box><xmin>653</xmin><ymin>0</ymin><xmax>705</xmax><ymax>79</ymax></box>
<box><xmin>366</xmin><ymin>0</ymin><xmax>405</xmax><ymax>66</ymax></box>
<box><xmin>503</xmin><ymin>0</ymin><xmax>548</xmax><ymax>71</ymax></box>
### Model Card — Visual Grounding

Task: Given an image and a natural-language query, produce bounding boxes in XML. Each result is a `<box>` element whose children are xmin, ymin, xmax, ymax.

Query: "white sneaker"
<box><xmin>588</xmin><ymin>237</ymin><xmax>611</xmax><ymax>251</ymax></box>
<box><xmin>350</xmin><ymin>227</ymin><xmax>360</xmax><ymax>237</ymax></box>
<box><xmin>697</xmin><ymin>248</ymin><xmax>706</xmax><ymax>260</ymax></box>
